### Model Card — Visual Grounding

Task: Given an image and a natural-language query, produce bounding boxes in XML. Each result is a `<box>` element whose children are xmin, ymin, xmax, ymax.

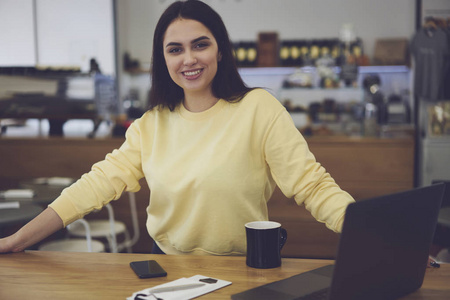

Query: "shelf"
<box><xmin>124</xmin><ymin>65</ymin><xmax>410</xmax><ymax>76</ymax></box>
<box><xmin>280</xmin><ymin>86</ymin><xmax>361</xmax><ymax>91</ymax></box>
<box><xmin>124</xmin><ymin>66</ymin><xmax>410</xmax><ymax>77</ymax></box>
<box><xmin>238</xmin><ymin>65</ymin><xmax>410</xmax><ymax>76</ymax></box>
<box><xmin>356</xmin><ymin>65</ymin><xmax>410</xmax><ymax>74</ymax></box>
<box><xmin>278</xmin><ymin>87</ymin><xmax>363</xmax><ymax>104</ymax></box>
<box><xmin>124</xmin><ymin>68</ymin><xmax>150</xmax><ymax>75</ymax></box>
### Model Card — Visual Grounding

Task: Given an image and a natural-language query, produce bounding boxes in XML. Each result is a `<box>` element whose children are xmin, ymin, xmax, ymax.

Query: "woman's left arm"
<box><xmin>264</xmin><ymin>108</ymin><xmax>355</xmax><ymax>233</ymax></box>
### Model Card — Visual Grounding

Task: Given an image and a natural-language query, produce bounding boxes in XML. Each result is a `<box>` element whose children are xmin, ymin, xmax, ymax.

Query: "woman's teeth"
<box><xmin>184</xmin><ymin>70</ymin><xmax>201</xmax><ymax>76</ymax></box>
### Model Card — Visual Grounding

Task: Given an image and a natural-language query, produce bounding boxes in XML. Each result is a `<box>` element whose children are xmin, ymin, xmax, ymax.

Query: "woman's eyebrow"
<box><xmin>165</xmin><ymin>41</ymin><xmax>182</xmax><ymax>48</ymax></box>
<box><xmin>165</xmin><ymin>36</ymin><xmax>211</xmax><ymax>48</ymax></box>
<box><xmin>191</xmin><ymin>36</ymin><xmax>210</xmax><ymax>44</ymax></box>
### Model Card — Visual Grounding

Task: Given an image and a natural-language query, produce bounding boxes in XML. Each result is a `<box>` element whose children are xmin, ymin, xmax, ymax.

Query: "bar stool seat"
<box><xmin>67</xmin><ymin>210</ymin><xmax>129</xmax><ymax>253</ymax></box>
<box><xmin>39</xmin><ymin>239</ymin><xmax>105</xmax><ymax>252</ymax></box>
<box><xmin>38</xmin><ymin>219</ymin><xmax>105</xmax><ymax>253</ymax></box>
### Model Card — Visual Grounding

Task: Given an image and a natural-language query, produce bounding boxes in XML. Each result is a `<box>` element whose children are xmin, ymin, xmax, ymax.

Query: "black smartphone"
<box><xmin>130</xmin><ymin>260</ymin><xmax>167</xmax><ymax>279</ymax></box>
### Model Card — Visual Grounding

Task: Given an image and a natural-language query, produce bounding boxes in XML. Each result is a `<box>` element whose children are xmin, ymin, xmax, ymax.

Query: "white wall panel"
<box><xmin>0</xmin><ymin>0</ymin><xmax>36</xmax><ymax>66</ymax></box>
<box><xmin>35</xmin><ymin>0</ymin><xmax>115</xmax><ymax>74</ymax></box>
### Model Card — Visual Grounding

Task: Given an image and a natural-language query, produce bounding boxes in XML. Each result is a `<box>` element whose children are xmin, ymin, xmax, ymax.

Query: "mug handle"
<box><xmin>279</xmin><ymin>228</ymin><xmax>287</xmax><ymax>250</ymax></box>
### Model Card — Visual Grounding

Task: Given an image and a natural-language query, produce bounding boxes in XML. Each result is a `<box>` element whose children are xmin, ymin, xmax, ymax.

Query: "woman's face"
<box><xmin>163</xmin><ymin>18</ymin><xmax>221</xmax><ymax>99</ymax></box>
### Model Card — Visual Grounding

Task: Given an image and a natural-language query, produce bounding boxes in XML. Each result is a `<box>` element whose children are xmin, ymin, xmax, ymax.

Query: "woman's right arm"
<box><xmin>0</xmin><ymin>207</ymin><xmax>63</xmax><ymax>253</ymax></box>
<box><xmin>1</xmin><ymin>115</ymin><xmax>148</xmax><ymax>254</ymax></box>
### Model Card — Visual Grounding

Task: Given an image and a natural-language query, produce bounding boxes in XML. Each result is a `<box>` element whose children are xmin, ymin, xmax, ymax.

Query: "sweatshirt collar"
<box><xmin>178</xmin><ymin>98</ymin><xmax>226</xmax><ymax>121</ymax></box>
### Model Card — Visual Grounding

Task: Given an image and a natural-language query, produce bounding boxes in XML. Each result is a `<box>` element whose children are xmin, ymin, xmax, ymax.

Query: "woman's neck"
<box><xmin>183</xmin><ymin>92</ymin><xmax>219</xmax><ymax>112</ymax></box>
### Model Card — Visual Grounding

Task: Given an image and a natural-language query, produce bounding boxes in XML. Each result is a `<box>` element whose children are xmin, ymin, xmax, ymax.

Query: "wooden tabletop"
<box><xmin>0</xmin><ymin>251</ymin><xmax>449</xmax><ymax>300</ymax></box>
<box><xmin>0</xmin><ymin>203</ymin><xmax>43</xmax><ymax>227</ymax></box>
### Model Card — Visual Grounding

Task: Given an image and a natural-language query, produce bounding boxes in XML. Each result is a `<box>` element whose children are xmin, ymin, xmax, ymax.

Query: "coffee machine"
<box><xmin>362</xmin><ymin>74</ymin><xmax>386</xmax><ymax>135</ymax></box>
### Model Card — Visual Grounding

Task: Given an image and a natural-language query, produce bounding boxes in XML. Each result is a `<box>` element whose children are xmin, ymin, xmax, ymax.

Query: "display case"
<box><xmin>419</xmin><ymin>101</ymin><xmax>450</xmax><ymax>186</ymax></box>
<box><xmin>239</xmin><ymin>65</ymin><xmax>412</xmax><ymax>136</ymax></box>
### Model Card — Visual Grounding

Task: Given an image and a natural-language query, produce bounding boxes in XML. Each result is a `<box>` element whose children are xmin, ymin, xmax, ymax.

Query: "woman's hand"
<box><xmin>0</xmin><ymin>237</ymin><xmax>15</xmax><ymax>253</ymax></box>
<box><xmin>0</xmin><ymin>207</ymin><xmax>64</xmax><ymax>254</ymax></box>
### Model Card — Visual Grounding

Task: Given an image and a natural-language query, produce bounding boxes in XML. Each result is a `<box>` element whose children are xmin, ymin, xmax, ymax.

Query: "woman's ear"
<box><xmin>218</xmin><ymin>52</ymin><xmax>222</xmax><ymax>62</ymax></box>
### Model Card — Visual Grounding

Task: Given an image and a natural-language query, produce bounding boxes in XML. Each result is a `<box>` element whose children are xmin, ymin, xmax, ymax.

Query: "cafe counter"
<box><xmin>0</xmin><ymin>136</ymin><xmax>414</xmax><ymax>257</ymax></box>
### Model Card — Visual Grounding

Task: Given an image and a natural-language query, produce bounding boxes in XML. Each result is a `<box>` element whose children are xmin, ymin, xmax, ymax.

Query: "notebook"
<box><xmin>232</xmin><ymin>183</ymin><xmax>445</xmax><ymax>300</ymax></box>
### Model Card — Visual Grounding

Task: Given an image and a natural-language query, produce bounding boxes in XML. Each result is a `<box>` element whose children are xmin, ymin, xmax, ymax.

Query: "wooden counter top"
<box><xmin>0</xmin><ymin>136</ymin><xmax>415</xmax><ymax>256</ymax></box>
<box><xmin>0</xmin><ymin>251</ymin><xmax>449</xmax><ymax>300</ymax></box>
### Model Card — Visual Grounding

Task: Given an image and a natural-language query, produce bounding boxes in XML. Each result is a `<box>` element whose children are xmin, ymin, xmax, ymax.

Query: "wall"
<box><xmin>421</xmin><ymin>0</ymin><xmax>450</xmax><ymax>23</ymax></box>
<box><xmin>0</xmin><ymin>0</ymin><xmax>115</xmax><ymax>75</ymax></box>
<box><xmin>0</xmin><ymin>0</ymin><xmax>36</xmax><ymax>66</ymax></box>
<box><xmin>36</xmin><ymin>0</ymin><xmax>115</xmax><ymax>74</ymax></box>
<box><xmin>116</xmin><ymin>0</ymin><xmax>416</xmax><ymax>103</ymax></box>
<box><xmin>118</xmin><ymin>0</ymin><xmax>416</xmax><ymax>65</ymax></box>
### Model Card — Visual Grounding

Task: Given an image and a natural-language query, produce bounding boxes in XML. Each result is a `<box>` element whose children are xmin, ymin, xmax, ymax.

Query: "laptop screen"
<box><xmin>328</xmin><ymin>183</ymin><xmax>445</xmax><ymax>300</ymax></box>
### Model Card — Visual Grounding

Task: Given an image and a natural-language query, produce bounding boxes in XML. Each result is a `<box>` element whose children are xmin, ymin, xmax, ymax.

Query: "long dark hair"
<box><xmin>148</xmin><ymin>0</ymin><xmax>253</xmax><ymax>111</ymax></box>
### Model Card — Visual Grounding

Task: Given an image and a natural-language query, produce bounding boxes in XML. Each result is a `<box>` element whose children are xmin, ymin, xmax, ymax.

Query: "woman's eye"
<box><xmin>168</xmin><ymin>47</ymin><xmax>182</xmax><ymax>54</ymax></box>
<box><xmin>194</xmin><ymin>42</ymin><xmax>209</xmax><ymax>49</ymax></box>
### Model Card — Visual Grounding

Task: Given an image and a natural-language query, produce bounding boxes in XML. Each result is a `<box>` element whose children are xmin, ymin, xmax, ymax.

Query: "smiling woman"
<box><xmin>0</xmin><ymin>0</ymin><xmax>355</xmax><ymax>257</ymax></box>
<box><xmin>148</xmin><ymin>0</ymin><xmax>253</xmax><ymax>112</ymax></box>
<box><xmin>163</xmin><ymin>19</ymin><xmax>221</xmax><ymax>112</ymax></box>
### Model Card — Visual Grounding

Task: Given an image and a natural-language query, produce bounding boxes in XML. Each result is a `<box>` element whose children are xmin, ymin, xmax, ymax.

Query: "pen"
<box><xmin>429</xmin><ymin>260</ymin><xmax>440</xmax><ymax>268</ymax></box>
<box><xmin>150</xmin><ymin>283</ymin><xmax>206</xmax><ymax>293</ymax></box>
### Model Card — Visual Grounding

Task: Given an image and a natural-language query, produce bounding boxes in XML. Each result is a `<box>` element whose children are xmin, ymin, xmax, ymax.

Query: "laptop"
<box><xmin>432</xmin><ymin>180</ymin><xmax>450</xmax><ymax>207</ymax></box>
<box><xmin>232</xmin><ymin>183</ymin><xmax>445</xmax><ymax>300</ymax></box>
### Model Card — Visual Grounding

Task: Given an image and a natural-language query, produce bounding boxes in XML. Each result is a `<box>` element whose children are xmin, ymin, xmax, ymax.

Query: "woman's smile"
<box><xmin>182</xmin><ymin>69</ymin><xmax>203</xmax><ymax>78</ymax></box>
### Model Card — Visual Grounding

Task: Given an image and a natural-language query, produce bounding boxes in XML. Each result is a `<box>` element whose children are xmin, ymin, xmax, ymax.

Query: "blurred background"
<box><xmin>0</xmin><ymin>0</ymin><xmax>449</xmax><ymax>257</ymax></box>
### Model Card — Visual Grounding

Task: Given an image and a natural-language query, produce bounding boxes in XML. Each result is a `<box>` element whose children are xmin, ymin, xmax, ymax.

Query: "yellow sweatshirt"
<box><xmin>50</xmin><ymin>88</ymin><xmax>354</xmax><ymax>255</ymax></box>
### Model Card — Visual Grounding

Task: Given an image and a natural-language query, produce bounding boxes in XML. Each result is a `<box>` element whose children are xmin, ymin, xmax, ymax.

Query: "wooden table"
<box><xmin>0</xmin><ymin>203</ymin><xmax>43</xmax><ymax>227</ymax></box>
<box><xmin>0</xmin><ymin>178</ymin><xmax>70</xmax><ymax>207</ymax></box>
<box><xmin>0</xmin><ymin>251</ymin><xmax>449</xmax><ymax>299</ymax></box>
<box><xmin>0</xmin><ymin>180</ymin><xmax>64</xmax><ymax>232</ymax></box>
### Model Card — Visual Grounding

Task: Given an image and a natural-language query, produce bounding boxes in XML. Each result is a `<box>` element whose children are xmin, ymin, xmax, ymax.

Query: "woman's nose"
<box><xmin>183</xmin><ymin>51</ymin><xmax>197</xmax><ymax>66</ymax></box>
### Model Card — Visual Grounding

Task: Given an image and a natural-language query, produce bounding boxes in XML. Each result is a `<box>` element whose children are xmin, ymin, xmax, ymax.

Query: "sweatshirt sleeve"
<box><xmin>49</xmin><ymin>118</ymin><xmax>145</xmax><ymax>226</ymax></box>
<box><xmin>263</xmin><ymin>105</ymin><xmax>355</xmax><ymax>233</ymax></box>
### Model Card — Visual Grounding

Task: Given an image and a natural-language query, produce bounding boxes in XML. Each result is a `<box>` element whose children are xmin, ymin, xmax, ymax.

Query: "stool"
<box><xmin>38</xmin><ymin>219</ymin><xmax>105</xmax><ymax>252</ymax></box>
<box><xmin>67</xmin><ymin>192</ymin><xmax>139</xmax><ymax>253</ymax></box>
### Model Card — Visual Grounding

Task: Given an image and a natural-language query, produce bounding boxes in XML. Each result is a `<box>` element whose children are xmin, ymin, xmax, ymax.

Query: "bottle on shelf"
<box><xmin>234</xmin><ymin>41</ymin><xmax>258</xmax><ymax>67</ymax></box>
<box><xmin>279</xmin><ymin>41</ymin><xmax>292</xmax><ymax>66</ymax></box>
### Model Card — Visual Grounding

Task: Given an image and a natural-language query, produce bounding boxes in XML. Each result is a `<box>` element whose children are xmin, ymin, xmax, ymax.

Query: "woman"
<box><xmin>0</xmin><ymin>0</ymin><xmax>354</xmax><ymax>255</ymax></box>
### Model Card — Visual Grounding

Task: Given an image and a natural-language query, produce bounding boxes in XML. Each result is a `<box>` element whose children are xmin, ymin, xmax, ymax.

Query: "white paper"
<box><xmin>128</xmin><ymin>275</ymin><xmax>232</xmax><ymax>300</ymax></box>
<box><xmin>0</xmin><ymin>201</ymin><xmax>20</xmax><ymax>209</ymax></box>
<box><xmin>46</xmin><ymin>177</ymin><xmax>74</xmax><ymax>186</ymax></box>
<box><xmin>32</xmin><ymin>177</ymin><xmax>74</xmax><ymax>186</ymax></box>
<box><xmin>0</xmin><ymin>189</ymin><xmax>35</xmax><ymax>199</ymax></box>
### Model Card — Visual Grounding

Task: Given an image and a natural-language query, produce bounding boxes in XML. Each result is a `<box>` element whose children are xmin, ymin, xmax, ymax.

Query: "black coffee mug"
<box><xmin>245</xmin><ymin>221</ymin><xmax>287</xmax><ymax>269</ymax></box>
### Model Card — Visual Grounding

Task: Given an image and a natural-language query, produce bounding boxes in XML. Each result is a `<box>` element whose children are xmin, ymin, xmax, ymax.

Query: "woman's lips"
<box><xmin>182</xmin><ymin>69</ymin><xmax>203</xmax><ymax>79</ymax></box>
